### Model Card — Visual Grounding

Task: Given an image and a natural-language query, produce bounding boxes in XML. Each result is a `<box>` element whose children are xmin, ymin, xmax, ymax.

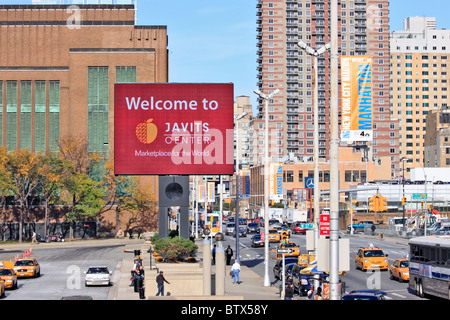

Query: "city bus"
<box><xmin>409</xmin><ymin>235</ymin><xmax>450</xmax><ymax>299</ymax></box>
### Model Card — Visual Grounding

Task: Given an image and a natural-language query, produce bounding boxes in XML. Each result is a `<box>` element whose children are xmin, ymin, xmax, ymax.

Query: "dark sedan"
<box><xmin>233</xmin><ymin>227</ymin><xmax>247</xmax><ymax>238</ymax></box>
<box><xmin>247</xmin><ymin>222</ymin><xmax>260</xmax><ymax>234</ymax></box>
<box><xmin>251</xmin><ymin>234</ymin><xmax>264</xmax><ymax>247</ymax></box>
<box><xmin>273</xmin><ymin>258</ymin><xmax>298</xmax><ymax>279</ymax></box>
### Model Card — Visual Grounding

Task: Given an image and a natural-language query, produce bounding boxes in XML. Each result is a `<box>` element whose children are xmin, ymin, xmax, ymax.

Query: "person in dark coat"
<box><xmin>225</xmin><ymin>245</ymin><xmax>233</xmax><ymax>265</ymax></box>
<box><xmin>156</xmin><ymin>271</ymin><xmax>170</xmax><ymax>296</ymax></box>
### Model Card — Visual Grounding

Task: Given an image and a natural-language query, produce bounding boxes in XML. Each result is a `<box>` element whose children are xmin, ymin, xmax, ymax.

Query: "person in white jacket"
<box><xmin>231</xmin><ymin>259</ymin><xmax>241</xmax><ymax>284</ymax></box>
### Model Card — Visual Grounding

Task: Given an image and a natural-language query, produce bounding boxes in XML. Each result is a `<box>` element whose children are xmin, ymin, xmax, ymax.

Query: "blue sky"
<box><xmin>2</xmin><ymin>0</ymin><xmax>450</xmax><ymax>113</ymax></box>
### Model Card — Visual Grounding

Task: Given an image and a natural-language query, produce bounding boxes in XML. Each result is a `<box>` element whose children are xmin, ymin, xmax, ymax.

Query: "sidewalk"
<box><xmin>110</xmin><ymin>239</ymin><xmax>281</xmax><ymax>300</ymax></box>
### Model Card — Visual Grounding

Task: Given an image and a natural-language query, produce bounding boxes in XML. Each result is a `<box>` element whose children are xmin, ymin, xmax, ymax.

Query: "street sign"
<box><xmin>305</xmin><ymin>177</ymin><xmax>314</xmax><ymax>189</ymax></box>
<box><xmin>300</xmin><ymin>223</ymin><xmax>314</xmax><ymax>229</ymax></box>
<box><xmin>277</xmin><ymin>248</ymin><xmax>293</xmax><ymax>254</ymax></box>
<box><xmin>239</xmin><ymin>194</ymin><xmax>251</xmax><ymax>199</ymax></box>
<box><xmin>320</xmin><ymin>213</ymin><xmax>330</xmax><ymax>236</ymax></box>
<box><xmin>412</xmin><ymin>193</ymin><xmax>427</xmax><ymax>200</ymax></box>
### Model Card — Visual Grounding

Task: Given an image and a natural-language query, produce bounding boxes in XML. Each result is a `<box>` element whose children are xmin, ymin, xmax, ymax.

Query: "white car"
<box><xmin>84</xmin><ymin>266</ymin><xmax>112</xmax><ymax>287</ymax></box>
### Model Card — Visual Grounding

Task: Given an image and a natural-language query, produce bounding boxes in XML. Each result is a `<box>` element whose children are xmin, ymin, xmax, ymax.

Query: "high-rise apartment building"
<box><xmin>256</xmin><ymin>0</ymin><xmax>399</xmax><ymax>177</ymax></box>
<box><xmin>424</xmin><ymin>106</ymin><xmax>450</xmax><ymax>167</ymax></box>
<box><xmin>390</xmin><ymin>17</ymin><xmax>450</xmax><ymax>176</ymax></box>
<box><xmin>234</xmin><ymin>96</ymin><xmax>253</xmax><ymax>169</ymax></box>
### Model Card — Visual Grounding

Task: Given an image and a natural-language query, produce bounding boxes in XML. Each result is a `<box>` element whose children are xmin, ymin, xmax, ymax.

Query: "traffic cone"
<box><xmin>20</xmin><ymin>252</ymin><xmax>23</xmax><ymax>259</ymax></box>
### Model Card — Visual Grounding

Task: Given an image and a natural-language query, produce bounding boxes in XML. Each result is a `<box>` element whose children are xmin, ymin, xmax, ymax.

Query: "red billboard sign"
<box><xmin>114</xmin><ymin>83</ymin><xmax>234</xmax><ymax>175</ymax></box>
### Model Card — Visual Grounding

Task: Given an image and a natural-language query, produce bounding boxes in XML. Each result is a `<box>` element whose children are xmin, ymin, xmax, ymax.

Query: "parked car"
<box><xmin>84</xmin><ymin>266</ymin><xmax>112</xmax><ymax>287</ymax></box>
<box><xmin>246</xmin><ymin>222</ymin><xmax>260</xmax><ymax>234</ymax></box>
<box><xmin>347</xmin><ymin>221</ymin><xmax>374</xmax><ymax>232</ymax></box>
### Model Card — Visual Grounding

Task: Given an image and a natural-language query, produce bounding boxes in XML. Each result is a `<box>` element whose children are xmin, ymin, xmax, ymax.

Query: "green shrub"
<box><xmin>152</xmin><ymin>236</ymin><xmax>198</xmax><ymax>263</ymax></box>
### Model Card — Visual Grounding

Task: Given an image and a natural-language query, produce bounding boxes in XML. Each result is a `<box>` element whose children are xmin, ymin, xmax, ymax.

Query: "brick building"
<box><xmin>0</xmin><ymin>4</ymin><xmax>168</xmax><ymax>230</ymax></box>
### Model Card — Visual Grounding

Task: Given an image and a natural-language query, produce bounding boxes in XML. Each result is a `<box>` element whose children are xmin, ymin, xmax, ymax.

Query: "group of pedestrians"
<box><xmin>129</xmin><ymin>255</ymin><xmax>145</xmax><ymax>287</ymax></box>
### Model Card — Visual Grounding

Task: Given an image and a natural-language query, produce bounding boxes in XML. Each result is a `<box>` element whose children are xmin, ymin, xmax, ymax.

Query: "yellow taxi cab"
<box><xmin>14</xmin><ymin>258</ymin><xmax>41</xmax><ymax>278</ymax></box>
<box><xmin>355</xmin><ymin>244</ymin><xmax>389</xmax><ymax>272</ymax></box>
<box><xmin>0</xmin><ymin>261</ymin><xmax>18</xmax><ymax>289</ymax></box>
<box><xmin>268</xmin><ymin>229</ymin><xmax>280</xmax><ymax>242</ymax></box>
<box><xmin>0</xmin><ymin>278</ymin><xmax>5</xmax><ymax>298</ymax></box>
<box><xmin>277</xmin><ymin>241</ymin><xmax>300</xmax><ymax>258</ymax></box>
<box><xmin>389</xmin><ymin>258</ymin><xmax>409</xmax><ymax>283</ymax></box>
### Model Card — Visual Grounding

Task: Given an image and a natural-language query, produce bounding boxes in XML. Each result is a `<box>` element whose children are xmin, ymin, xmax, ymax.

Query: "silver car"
<box><xmin>84</xmin><ymin>266</ymin><xmax>112</xmax><ymax>287</ymax></box>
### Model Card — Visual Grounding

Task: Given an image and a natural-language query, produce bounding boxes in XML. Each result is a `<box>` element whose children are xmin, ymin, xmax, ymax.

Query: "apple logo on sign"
<box><xmin>136</xmin><ymin>119</ymin><xmax>158</xmax><ymax>144</ymax></box>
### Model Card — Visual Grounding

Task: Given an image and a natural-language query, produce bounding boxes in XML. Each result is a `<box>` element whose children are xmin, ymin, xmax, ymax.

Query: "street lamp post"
<box><xmin>253</xmin><ymin>88</ymin><xmax>280</xmax><ymax>287</ymax></box>
<box><xmin>298</xmin><ymin>40</ymin><xmax>330</xmax><ymax>264</ymax></box>
<box><xmin>401</xmin><ymin>157</ymin><xmax>408</xmax><ymax>232</ymax></box>
<box><xmin>234</xmin><ymin>111</ymin><xmax>248</xmax><ymax>264</ymax></box>
<box><xmin>329</xmin><ymin>0</ymin><xmax>340</xmax><ymax>300</ymax></box>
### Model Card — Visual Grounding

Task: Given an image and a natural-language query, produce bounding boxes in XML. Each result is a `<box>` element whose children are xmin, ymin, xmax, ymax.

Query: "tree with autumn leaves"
<box><xmin>0</xmin><ymin>137</ymin><xmax>158</xmax><ymax>242</ymax></box>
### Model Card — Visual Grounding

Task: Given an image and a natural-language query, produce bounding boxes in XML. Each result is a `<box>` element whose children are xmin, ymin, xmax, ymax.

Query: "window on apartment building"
<box><xmin>88</xmin><ymin>67</ymin><xmax>109</xmax><ymax>155</ymax></box>
<box><xmin>345</xmin><ymin>170</ymin><xmax>352</xmax><ymax>182</ymax></box>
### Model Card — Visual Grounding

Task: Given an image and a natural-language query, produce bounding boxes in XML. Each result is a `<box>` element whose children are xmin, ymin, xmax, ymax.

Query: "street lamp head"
<box><xmin>268</xmin><ymin>88</ymin><xmax>280</xmax><ymax>99</ymax></box>
<box><xmin>298</xmin><ymin>41</ymin><xmax>308</xmax><ymax>50</ymax></box>
<box><xmin>317</xmin><ymin>43</ymin><xmax>331</xmax><ymax>55</ymax></box>
<box><xmin>253</xmin><ymin>89</ymin><xmax>264</xmax><ymax>98</ymax></box>
<box><xmin>235</xmin><ymin>111</ymin><xmax>248</xmax><ymax>121</ymax></box>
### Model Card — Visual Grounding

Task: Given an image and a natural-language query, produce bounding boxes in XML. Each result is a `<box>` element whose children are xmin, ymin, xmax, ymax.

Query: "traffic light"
<box><xmin>402</xmin><ymin>197</ymin><xmax>407</xmax><ymax>206</ymax></box>
<box><xmin>369</xmin><ymin>196</ymin><xmax>379</xmax><ymax>212</ymax></box>
<box><xmin>421</xmin><ymin>201</ymin><xmax>425</xmax><ymax>208</ymax></box>
<box><xmin>378</xmin><ymin>195</ymin><xmax>388</xmax><ymax>212</ymax></box>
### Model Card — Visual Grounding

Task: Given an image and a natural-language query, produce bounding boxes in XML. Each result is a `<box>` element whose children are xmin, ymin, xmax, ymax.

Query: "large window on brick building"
<box><xmin>20</xmin><ymin>81</ymin><xmax>32</xmax><ymax>151</ymax></box>
<box><xmin>88</xmin><ymin>67</ymin><xmax>109</xmax><ymax>155</ymax></box>
<box><xmin>116</xmin><ymin>66</ymin><xmax>137</xmax><ymax>83</ymax></box>
<box><xmin>35</xmin><ymin>81</ymin><xmax>46</xmax><ymax>152</ymax></box>
<box><xmin>6</xmin><ymin>81</ymin><xmax>17</xmax><ymax>150</ymax></box>
<box><xmin>0</xmin><ymin>82</ymin><xmax>2</xmax><ymax>145</ymax></box>
<box><xmin>49</xmin><ymin>81</ymin><xmax>60</xmax><ymax>152</ymax></box>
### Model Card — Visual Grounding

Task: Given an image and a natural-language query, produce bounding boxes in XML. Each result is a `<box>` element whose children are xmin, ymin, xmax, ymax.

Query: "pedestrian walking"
<box><xmin>307</xmin><ymin>285</ymin><xmax>315</xmax><ymax>300</ymax></box>
<box><xmin>156</xmin><ymin>271</ymin><xmax>170</xmax><ymax>296</ymax></box>
<box><xmin>371</xmin><ymin>224</ymin><xmax>376</xmax><ymax>236</ymax></box>
<box><xmin>212</xmin><ymin>245</ymin><xmax>216</xmax><ymax>265</ymax></box>
<box><xmin>231</xmin><ymin>259</ymin><xmax>241</xmax><ymax>284</ymax></box>
<box><xmin>283</xmin><ymin>282</ymin><xmax>295</xmax><ymax>300</ymax></box>
<box><xmin>225</xmin><ymin>245</ymin><xmax>233</xmax><ymax>265</ymax></box>
<box><xmin>31</xmin><ymin>231</ymin><xmax>37</xmax><ymax>244</ymax></box>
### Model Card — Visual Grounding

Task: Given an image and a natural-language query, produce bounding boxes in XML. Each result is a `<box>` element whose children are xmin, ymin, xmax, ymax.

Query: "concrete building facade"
<box><xmin>390</xmin><ymin>17</ymin><xmax>450</xmax><ymax>176</ymax></box>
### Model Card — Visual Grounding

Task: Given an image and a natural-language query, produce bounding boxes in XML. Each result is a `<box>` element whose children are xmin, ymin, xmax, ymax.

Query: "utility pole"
<box><xmin>329</xmin><ymin>0</ymin><xmax>340</xmax><ymax>301</ymax></box>
<box><xmin>297</xmin><ymin>40</ymin><xmax>330</xmax><ymax>288</ymax></box>
<box><xmin>254</xmin><ymin>88</ymin><xmax>280</xmax><ymax>287</ymax></box>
